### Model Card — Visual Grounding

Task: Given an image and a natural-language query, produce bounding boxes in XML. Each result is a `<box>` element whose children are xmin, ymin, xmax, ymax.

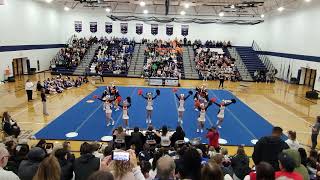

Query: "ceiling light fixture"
<box><xmin>277</xmin><ymin>6</ymin><xmax>284</xmax><ymax>12</ymax></box>
<box><xmin>143</xmin><ymin>9</ymin><xmax>148</xmax><ymax>14</ymax></box>
<box><xmin>230</xmin><ymin>5</ymin><xmax>235</xmax><ymax>9</ymax></box>
<box><xmin>219</xmin><ymin>12</ymin><xmax>224</xmax><ymax>17</ymax></box>
<box><xmin>305</xmin><ymin>0</ymin><xmax>311</xmax><ymax>2</ymax></box>
<box><xmin>105</xmin><ymin>8</ymin><xmax>111</xmax><ymax>12</ymax></box>
<box><xmin>64</xmin><ymin>6</ymin><xmax>70</xmax><ymax>11</ymax></box>
<box><xmin>180</xmin><ymin>11</ymin><xmax>186</xmax><ymax>15</ymax></box>
<box><xmin>184</xmin><ymin>3</ymin><xmax>190</xmax><ymax>8</ymax></box>
<box><xmin>261</xmin><ymin>14</ymin><xmax>265</xmax><ymax>18</ymax></box>
<box><xmin>46</xmin><ymin>0</ymin><xmax>53</xmax><ymax>3</ymax></box>
<box><xmin>140</xmin><ymin>1</ymin><xmax>146</xmax><ymax>7</ymax></box>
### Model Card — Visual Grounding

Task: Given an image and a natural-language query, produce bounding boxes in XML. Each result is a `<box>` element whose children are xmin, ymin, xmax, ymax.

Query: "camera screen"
<box><xmin>112</xmin><ymin>151</ymin><xmax>130</xmax><ymax>161</ymax></box>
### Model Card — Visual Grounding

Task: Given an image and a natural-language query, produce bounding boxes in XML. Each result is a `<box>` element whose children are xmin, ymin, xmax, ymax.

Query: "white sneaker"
<box><xmin>197</xmin><ymin>129</ymin><xmax>200</xmax><ymax>133</ymax></box>
<box><xmin>111</xmin><ymin>121</ymin><xmax>115</xmax><ymax>126</ymax></box>
<box><xmin>149</xmin><ymin>119</ymin><xmax>152</xmax><ymax>124</ymax></box>
<box><xmin>180</xmin><ymin>121</ymin><xmax>183</xmax><ymax>125</ymax></box>
<box><xmin>146</xmin><ymin>119</ymin><xmax>148</xmax><ymax>123</ymax></box>
<box><xmin>200</xmin><ymin>129</ymin><xmax>203</xmax><ymax>133</ymax></box>
<box><xmin>217</xmin><ymin>125</ymin><xmax>222</xmax><ymax>129</ymax></box>
<box><xmin>115</xmin><ymin>108</ymin><xmax>120</xmax><ymax>111</ymax></box>
<box><xmin>107</xmin><ymin>122</ymin><xmax>111</xmax><ymax>127</ymax></box>
<box><xmin>195</xmin><ymin>108</ymin><xmax>199</xmax><ymax>111</ymax></box>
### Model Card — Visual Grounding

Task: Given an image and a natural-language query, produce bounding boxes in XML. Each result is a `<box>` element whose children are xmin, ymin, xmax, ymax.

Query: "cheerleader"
<box><xmin>118</xmin><ymin>97</ymin><xmax>132</xmax><ymax>128</ymax></box>
<box><xmin>139</xmin><ymin>89</ymin><xmax>160</xmax><ymax>124</ymax></box>
<box><xmin>194</xmin><ymin>87</ymin><xmax>209</xmax><ymax>111</ymax></box>
<box><xmin>213</xmin><ymin>99</ymin><xmax>236</xmax><ymax>128</ymax></box>
<box><xmin>110</xmin><ymin>85</ymin><xmax>121</xmax><ymax>111</ymax></box>
<box><xmin>175</xmin><ymin>90</ymin><xmax>193</xmax><ymax>125</ymax></box>
<box><xmin>197</xmin><ymin>102</ymin><xmax>212</xmax><ymax>133</ymax></box>
<box><xmin>97</xmin><ymin>95</ymin><xmax>115</xmax><ymax>127</ymax></box>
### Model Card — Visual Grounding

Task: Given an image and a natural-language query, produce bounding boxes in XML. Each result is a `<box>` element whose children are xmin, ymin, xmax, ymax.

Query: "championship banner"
<box><xmin>181</xmin><ymin>25</ymin><xmax>189</xmax><ymax>36</ymax></box>
<box><xmin>74</xmin><ymin>21</ymin><xmax>82</xmax><ymax>33</ymax></box>
<box><xmin>136</xmin><ymin>23</ymin><xmax>143</xmax><ymax>35</ymax></box>
<box><xmin>166</xmin><ymin>24</ymin><xmax>173</xmax><ymax>36</ymax></box>
<box><xmin>151</xmin><ymin>24</ymin><xmax>158</xmax><ymax>35</ymax></box>
<box><xmin>90</xmin><ymin>22</ymin><xmax>97</xmax><ymax>33</ymax></box>
<box><xmin>105</xmin><ymin>22</ymin><xmax>112</xmax><ymax>34</ymax></box>
<box><xmin>120</xmin><ymin>23</ymin><xmax>128</xmax><ymax>34</ymax></box>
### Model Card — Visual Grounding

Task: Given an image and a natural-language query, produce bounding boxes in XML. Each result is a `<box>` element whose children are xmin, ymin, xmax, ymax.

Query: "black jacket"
<box><xmin>73</xmin><ymin>153</ymin><xmax>100</xmax><ymax>180</ymax></box>
<box><xmin>18</xmin><ymin>147</ymin><xmax>45</xmax><ymax>180</ymax></box>
<box><xmin>58</xmin><ymin>159</ymin><xmax>73</xmax><ymax>180</ymax></box>
<box><xmin>231</xmin><ymin>154</ymin><xmax>250</xmax><ymax>179</ymax></box>
<box><xmin>252</xmin><ymin>136</ymin><xmax>289</xmax><ymax>170</ymax></box>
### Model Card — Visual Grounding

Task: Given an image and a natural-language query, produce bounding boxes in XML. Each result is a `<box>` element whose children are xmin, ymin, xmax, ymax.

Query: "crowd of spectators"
<box><xmin>52</xmin><ymin>37</ymin><xmax>98</xmax><ymax>69</ymax></box>
<box><xmin>90</xmin><ymin>37</ymin><xmax>135</xmax><ymax>75</ymax></box>
<box><xmin>193</xmin><ymin>44</ymin><xmax>241</xmax><ymax>82</ymax></box>
<box><xmin>36</xmin><ymin>75</ymin><xmax>88</xmax><ymax>94</ymax></box>
<box><xmin>142</xmin><ymin>39</ymin><xmax>183</xmax><ymax>79</ymax></box>
<box><xmin>1</xmin><ymin>121</ymin><xmax>320</xmax><ymax>180</ymax></box>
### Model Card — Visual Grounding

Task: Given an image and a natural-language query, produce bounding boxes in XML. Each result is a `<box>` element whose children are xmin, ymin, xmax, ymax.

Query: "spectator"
<box><xmin>206</xmin><ymin>126</ymin><xmax>220</xmax><ymax>151</ymax></box>
<box><xmin>103</xmin><ymin>145</ymin><xmax>113</xmax><ymax>158</ymax></box>
<box><xmin>2</xmin><ymin>112</ymin><xmax>21</xmax><ymax>138</ymax></box>
<box><xmin>18</xmin><ymin>147</ymin><xmax>46</xmax><ymax>180</ymax></box>
<box><xmin>91</xmin><ymin>142</ymin><xmax>103</xmax><ymax>159</ymax></box>
<box><xmin>212</xmin><ymin>154</ymin><xmax>234</xmax><ymax>177</ymax></box>
<box><xmin>170</xmin><ymin>126</ymin><xmax>185</xmax><ymax>146</ymax></box>
<box><xmin>155</xmin><ymin>156</ymin><xmax>175</xmax><ymax>180</ymax></box>
<box><xmin>140</xmin><ymin>160</ymin><xmax>152</xmax><ymax>180</ymax></box>
<box><xmin>6</xmin><ymin>143</ymin><xmax>29</xmax><ymax>174</ymax></box>
<box><xmin>33</xmin><ymin>155</ymin><xmax>61</xmax><ymax>180</ymax></box>
<box><xmin>298</xmin><ymin>148</ymin><xmax>308</xmax><ymax>167</ymax></box>
<box><xmin>62</xmin><ymin>141</ymin><xmax>75</xmax><ymax>162</ymax></box>
<box><xmin>145</xmin><ymin>125</ymin><xmax>157</xmax><ymax>145</ymax></box>
<box><xmin>180</xmin><ymin>147</ymin><xmax>201</xmax><ymax>180</ymax></box>
<box><xmin>252</xmin><ymin>126</ymin><xmax>289</xmax><ymax>170</ymax></box>
<box><xmin>231</xmin><ymin>146</ymin><xmax>251</xmax><ymax>180</ymax></box>
<box><xmin>275</xmin><ymin>152</ymin><xmax>303</xmax><ymax>180</ymax></box>
<box><xmin>311</xmin><ymin>116</ymin><xmax>320</xmax><ymax>149</ymax></box>
<box><xmin>73</xmin><ymin>142</ymin><xmax>100</xmax><ymax>180</ymax></box>
<box><xmin>283</xmin><ymin>149</ymin><xmax>309</xmax><ymax>180</ymax></box>
<box><xmin>245</xmin><ymin>161</ymin><xmax>275</xmax><ymax>180</ymax></box>
<box><xmin>54</xmin><ymin>148</ymin><xmax>73</xmax><ymax>180</ymax></box>
<box><xmin>130</xmin><ymin>127</ymin><xmax>144</xmax><ymax>153</ymax></box>
<box><xmin>138</xmin><ymin>144</ymin><xmax>151</xmax><ymax>162</ymax></box>
<box><xmin>285</xmin><ymin>130</ymin><xmax>300</xmax><ymax>150</ymax></box>
<box><xmin>0</xmin><ymin>145</ymin><xmax>20</xmax><ymax>180</ymax></box>
<box><xmin>154</xmin><ymin>126</ymin><xmax>171</xmax><ymax>148</ymax></box>
<box><xmin>88</xmin><ymin>171</ymin><xmax>114</xmax><ymax>180</ymax></box>
<box><xmin>150</xmin><ymin>150</ymin><xmax>165</xmax><ymax>179</ymax></box>
<box><xmin>201</xmin><ymin>161</ymin><xmax>233</xmax><ymax>180</ymax></box>
<box><xmin>25</xmin><ymin>79</ymin><xmax>34</xmax><ymax>101</ymax></box>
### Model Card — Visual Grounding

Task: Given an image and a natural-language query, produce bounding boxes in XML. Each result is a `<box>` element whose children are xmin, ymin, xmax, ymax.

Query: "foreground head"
<box><xmin>156</xmin><ymin>156</ymin><xmax>176</xmax><ymax>180</ymax></box>
<box><xmin>201</xmin><ymin>162</ymin><xmax>223</xmax><ymax>180</ymax></box>
<box><xmin>33</xmin><ymin>155</ymin><xmax>61</xmax><ymax>180</ymax></box>
<box><xmin>272</xmin><ymin>126</ymin><xmax>283</xmax><ymax>138</ymax></box>
<box><xmin>0</xmin><ymin>146</ymin><xmax>10</xmax><ymax>168</ymax></box>
<box><xmin>256</xmin><ymin>162</ymin><xmax>275</xmax><ymax>180</ymax></box>
<box><xmin>88</xmin><ymin>171</ymin><xmax>114</xmax><ymax>180</ymax></box>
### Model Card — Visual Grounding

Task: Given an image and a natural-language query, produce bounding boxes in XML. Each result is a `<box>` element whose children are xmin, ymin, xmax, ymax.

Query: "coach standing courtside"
<box><xmin>311</xmin><ymin>116</ymin><xmax>320</xmax><ymax>149</ymax></box>
<box><xmin>41</xmin><ymin>88</ymin><xmax>49</xmax><ymax>115</ymax></box>
<box><xmin>25</xmin><ymin>79</ymin><xmax>34</xmax><ymax>101</ymax></box>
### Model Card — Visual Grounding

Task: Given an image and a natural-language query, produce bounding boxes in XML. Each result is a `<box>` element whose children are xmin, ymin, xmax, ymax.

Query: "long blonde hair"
<box><xmin>33</xmin><ymin>155</ymin><xmax>61</xmax><ymax>180</ymax></box>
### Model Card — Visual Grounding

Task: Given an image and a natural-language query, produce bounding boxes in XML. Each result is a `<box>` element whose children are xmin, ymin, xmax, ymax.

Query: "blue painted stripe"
<box><xmin>0</xmin><ymin>44</ymin><xmax>65</xmax><ymax>52</ymax></box>
<box><xmin>256</xmin><ymin>51</ymin><xmax>320</xmax><ymax>63</ymax></box>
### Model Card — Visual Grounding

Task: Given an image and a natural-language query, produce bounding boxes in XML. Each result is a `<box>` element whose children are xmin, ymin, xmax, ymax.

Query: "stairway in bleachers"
<box><xmin>235</xmin><ymin>46</ymin><xmax>267</xmax><ymax>77</ymax></box>
<box><xmin>73</xmin><ymin>43</ymin><xmax>100</xmax><ymax>76</ymax></box>
<box><xmin>127</xmin><ymin>43</ymin><xmax>145</xmax><ymax>77</ymax></box>
<box><xmin>183</xmin><ymin>46</ymin><xmax>199</xmax><ymax>79</ymax></box>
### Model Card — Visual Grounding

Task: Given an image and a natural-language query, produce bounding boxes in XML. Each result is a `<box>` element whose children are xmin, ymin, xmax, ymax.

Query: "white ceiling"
<box><xmin>38</xmin><ymin>0</ymin><xmax>305</xmax><ymax>18</ymax></box>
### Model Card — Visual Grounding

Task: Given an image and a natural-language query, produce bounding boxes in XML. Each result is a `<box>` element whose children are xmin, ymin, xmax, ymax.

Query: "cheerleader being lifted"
<box><xmin>139</xmin><ymin>89</ymin><xmax>160</xmax><ymax>124</ymax></box>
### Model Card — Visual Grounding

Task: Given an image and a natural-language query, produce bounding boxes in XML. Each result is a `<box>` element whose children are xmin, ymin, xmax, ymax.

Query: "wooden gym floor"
<box><xmin>0</xmin><ymin>72</ymin><xmax>319</xmax><ymax>156</ymax></box>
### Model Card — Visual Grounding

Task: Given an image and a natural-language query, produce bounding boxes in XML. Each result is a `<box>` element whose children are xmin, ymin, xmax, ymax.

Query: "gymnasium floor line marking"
<box><xmin>107</xmin><ymin>87</ymin><xmax>137</xmax><ymax>135</ymax></box>
<box><xmin>262</xmin><ymin>97</ymin><xmax>313</xmax><ymax>126</ymax></box>
<box><xmin>209</xmin><ymin>90</ymin><xmax>257</xmax><ymax>139</ymax></box>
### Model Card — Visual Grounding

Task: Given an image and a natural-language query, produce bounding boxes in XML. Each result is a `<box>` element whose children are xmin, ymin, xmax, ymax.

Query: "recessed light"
<box><xmin>140</xmin><ymin>1</ymin><xmax>146</xmax><ymax>7</ymax></box>
<box><xmin>277</xmin><ymin>7</ymin><xmax>284</xmax><ymax>12</ymax></box>
<box><xmin>261</xmin><ymin>14</ymin><xmax>265</xmax><ymax>18</ymax></box>
<box><xmin>143</xmin><ymin>9</ymin><xmax>148</xmax><ymax>14</ymax></box>
<box><xmin>219</xmin><ymin>12</ymin><xmax>224</xmax><ymax>17</ymax></box>
<box><xmin>180</xmin><ymin>11</ymin><xmax>186</xmax><ymax>15</ymax></box>
<box><xmin>230</xmin><ymin>5</ymin><xmax>235</xmax><ymax>9</ymax></box>
<box><xmin>184</xmin><ymin>3</ymin><xmax>190</xmax><ymax>8</ymax></box>
<box><xmin>105</xmin><ymin>8</ymin><xmax>111</xmax><ymax>12</ymax></box>
<box><xmin>46</xmin><ymin>0</ymin><xmax>53</xmax><ymax>3</ymax></box>
<box><xmin>64</xmin><ymin>6</ymin><xmax>70</xmax><ymax>11</ymax></box>
<box><xmin>305</xmin><ymin>0</ymin><xmax>311</xmax><ymax>2</ymax></box>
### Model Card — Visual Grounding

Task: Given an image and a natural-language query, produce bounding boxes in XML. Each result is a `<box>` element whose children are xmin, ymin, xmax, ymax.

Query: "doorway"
<box><xmin>12</xmin><ymin>57</ymin><xmax>29</xmax><ymax>78</ymax></box>
<box><xmin>304</xmin><ymin>68</ymin><xmax>317</xmax><ymax>89</ymax></box>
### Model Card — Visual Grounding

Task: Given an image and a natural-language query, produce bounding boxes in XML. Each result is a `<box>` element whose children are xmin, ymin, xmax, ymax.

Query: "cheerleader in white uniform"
<box><xmin>213</xmin><ymin>99</ymin><xmax>236</xmax><ymax>128</ymax></box>
<box><xmin>197</xmin><ymin>102</ymin><xmax>212</xmax><ymax>133</ymax></box>
<box><xmin>118</xmin><ymin>97</ymin><xmax>131</xmax><ymax>128</ymax></box>
<box><xmin>140</xmin><ymin>89</ymin><xmax>160</xmax><ymax>124</ymax></box>
<box><xmin>98</xmin><ymin>95</ymin><xmax>115</xmax><ymax>127</ymax></box>
<box><xmin>175</xmin><ymin>90</ymin><xmax>193</xmax><ymax>125</ymax></box>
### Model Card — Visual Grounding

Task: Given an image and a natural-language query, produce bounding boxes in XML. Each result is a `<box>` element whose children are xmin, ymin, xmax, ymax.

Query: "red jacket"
<box><xmin>275</xmin><ymin>171</ymin><xmax>303</xmax><ymax>180</ymax></box>
<box><xmin>206</xmin><ymin>130</ymin><xmax>220</xmax><ymax>148</ymax></box>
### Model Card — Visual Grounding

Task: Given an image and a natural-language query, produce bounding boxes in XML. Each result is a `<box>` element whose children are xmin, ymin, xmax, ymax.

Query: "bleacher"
<box><xmin>235</xmin><ymin>46</ymin><xmax>267</xmax><ymax>77</ymax></box>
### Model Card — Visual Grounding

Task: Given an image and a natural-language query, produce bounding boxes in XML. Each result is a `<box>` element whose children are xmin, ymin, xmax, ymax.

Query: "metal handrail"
<box><xmin>229</xmin><ymin>47</ymin><xmax>252</xmax><ymax>80</ymax></box>
<box><xmin>252</xmin><ymin>40</ymin><xmax>275</xmax><ymax>72</ymax></box>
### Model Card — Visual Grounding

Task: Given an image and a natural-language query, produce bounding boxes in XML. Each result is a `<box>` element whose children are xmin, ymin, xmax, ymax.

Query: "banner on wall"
<box><xmin>136</xmin><ymin>23</ymin><xmax>143</xmax><ymax>35</ymax></box>
<box><xmin>151</xmin><ymin>24</ymin><xmax>158</xmax><ymax>35</ymax></box>
<box><xmin>105</xmin><ymin>22</ymin><xmax>112</xmax><ymax>34</ymax></box>
<box><xmin>90</xmin><ymin>22</ymin><xmax>97</xmax><ymax>33</ymax></box>
<box><xmin>166</xmin><ymin>24</ymin><xmax>173</xmax><ymax>36</ymax></box>
<box><xmin>120</xmin><ymin>23</ymin><xmax>128</xmax><ymax>34</ymax></box>
<box><xmin>181</xmin><ymin>25</ymin><xmax>189</xmax><ymax>36</ymax></box>
<box><xmin>74</xmin><ymin>21</ymin><xmax>82</xmax><ymax>33</ymax></box>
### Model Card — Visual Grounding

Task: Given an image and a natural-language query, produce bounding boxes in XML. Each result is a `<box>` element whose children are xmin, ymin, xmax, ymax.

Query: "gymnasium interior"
<box><xmin>0</xmin><ymin>0</ymin><xmax>320</xmax><ymax>179</ymax></box>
